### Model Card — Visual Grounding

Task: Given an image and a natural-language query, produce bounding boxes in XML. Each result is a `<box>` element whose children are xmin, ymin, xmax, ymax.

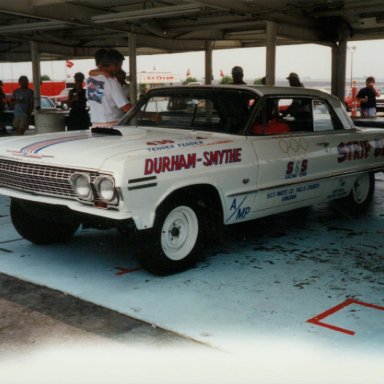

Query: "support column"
<box><xmin>331</xmin><ymin>24</ymin><xmax>348</xmax><ymax>101</ymax></box>
<box><xmin>205</xmin><ymin>40</ymin><xmax>213</xmax><ymax>85</ymax></box>
<box><xmin>128</xmin><ymin>32</ymin><xmax>137</xmax><ymax>103</ymax></box>
<box><xmin>331</xmin><ymin>41</ymin><xmax>347</xmax><ymax>101</ymax></box>
<box><xmin>266</xmin><ymin>21</ymin><xmax>277</xmax><ymax>85</ymax></box>
<box><xmin>31</xmin><ymin>41</ymin><xmax>41</xmax><ymax>109</ymax></box>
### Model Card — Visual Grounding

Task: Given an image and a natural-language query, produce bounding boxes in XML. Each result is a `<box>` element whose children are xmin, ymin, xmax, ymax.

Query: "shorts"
<box><xmin>13</xmin><ymin>115</ymin><xmax>29</xmax><ymax>135</ymax></box>
<box><xmin>360</xmin><ymin>107</ymin><xmax>376</xmax><ymax>117</ymax></box>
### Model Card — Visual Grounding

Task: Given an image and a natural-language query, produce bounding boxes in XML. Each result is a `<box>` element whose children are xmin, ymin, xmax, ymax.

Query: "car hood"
<box><xmin>0</xmin><ymin>126</ymin><xmax>233</xmax><ymax>170</ymax></box>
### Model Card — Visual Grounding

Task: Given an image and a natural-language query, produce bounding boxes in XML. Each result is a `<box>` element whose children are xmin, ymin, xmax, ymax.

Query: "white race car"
<box><xmin>1</xmin><ymin>85</ymin><xmax>384</xmax><ymax>275</ymax></box>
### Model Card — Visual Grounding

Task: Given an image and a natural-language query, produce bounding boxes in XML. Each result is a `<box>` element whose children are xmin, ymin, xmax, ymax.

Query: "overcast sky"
<box><xmin>0</xmin><ymin>39</ymin><xmax>382</xmax><ymax>83</ymax></box>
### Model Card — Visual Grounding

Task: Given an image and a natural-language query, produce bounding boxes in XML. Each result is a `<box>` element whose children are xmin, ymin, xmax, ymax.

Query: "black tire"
<box><xmin>333</xmin><ymin>172</ymin><xmax>375</xmax><ymax>215</ymax></box>
<box><xmin>136</xmin><ymin>198</ymin><xmax>205</xmax><ymax>275</ymax></box>
<box><xmin>10</xmin><ymin>198</ymin><xmax>80</xmax><ymax>244</ymax></box>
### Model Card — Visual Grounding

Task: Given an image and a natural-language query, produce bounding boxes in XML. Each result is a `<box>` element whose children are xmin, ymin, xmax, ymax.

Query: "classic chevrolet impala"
<box><xmin>1</xmin><ymin>85</ymin><xmax>384</xmax><ymax>275</ymax></box>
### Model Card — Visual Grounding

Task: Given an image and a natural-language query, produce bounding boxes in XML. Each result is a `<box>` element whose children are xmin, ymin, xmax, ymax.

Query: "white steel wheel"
<box><xmin>333</xmin><ymin>172</ymin><xmax>375</xmax><ymax>215</ymax></box>
<box><xmin>160</xmin><ymin>205</ymin><xmax>199</xmax><ymax>261</ymax></box>
<box><xmin>351</xmin><ymin>173</ymin><xmax>371</xmax><ymax>204</ymax></box>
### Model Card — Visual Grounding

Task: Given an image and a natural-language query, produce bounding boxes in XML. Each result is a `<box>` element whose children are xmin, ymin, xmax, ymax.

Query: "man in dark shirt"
<box><xmin>356</xmin><ymin>76</ymin><xmax>380</xmax><ymax>117</ymax></box>
<box><xmin>231</xmin><ymin>66</ymin><xmax>246</xmax><ymax>85</ymax></box>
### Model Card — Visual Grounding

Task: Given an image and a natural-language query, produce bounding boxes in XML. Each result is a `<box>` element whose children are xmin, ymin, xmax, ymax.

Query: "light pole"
<box><xmin>348</xmin><ymin>45</ymin><xmax>356</xmax><ymax>88</ymax></box>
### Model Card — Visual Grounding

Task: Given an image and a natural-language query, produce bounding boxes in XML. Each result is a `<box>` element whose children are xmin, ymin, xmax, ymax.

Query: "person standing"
<box><xmin>87</xmin><ymin>49</ymin><xmax>132</xmax><ymax>127</ymax></box>
<box><xmin>356</xmin><ymin>76</ymin><xmax>380</xmax><ymax>117</ymax></box>
<box><xmin>0</xmin><ymin>80</ymin><xmax>6</xmax><ymax>135</ymax></box>
<box><xmin>115</xmin><ymin>69</ymin><xmax>130</xmax><ymax>100</ymax></box>
<box><xmin>231</xmin><ymin>66</ymin><xmax>246</xmax><ymax>85</ymax></box>
<box><xmin>67</xmin><ymin>72</ymin><xmax>90</xmax><ymax>130</ymax></box>
<box><xmin>11</xmin><ymin>76</ymin><xmax>34</xmax><ymax>135</ymax></box>
<box><xmin>286</xmin><ymin>72</ymin><xmax>304</xmax><ymax>87</ymax></box>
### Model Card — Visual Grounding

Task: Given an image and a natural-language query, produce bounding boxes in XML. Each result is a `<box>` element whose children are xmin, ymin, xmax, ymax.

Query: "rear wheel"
<box><xmin>136</xmin><ymin>199</ymin><xmax>204</xmax><ymax>275</ymax></box>
<box><xmin>333</xmin><ymin>173</ymin><xmax>375</xmax><ymax>215</ymax></box>
<box><xmin>10</xmin><ymin>198</ymin><xmax>80</xmax><ymax>244</ymax></box>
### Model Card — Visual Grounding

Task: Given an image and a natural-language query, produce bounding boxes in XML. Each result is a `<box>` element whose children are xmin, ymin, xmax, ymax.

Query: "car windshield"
<box><xmin>121</xmin><ymin>88</ymin><xmax>259</xmax><ymax>134</ymax></box>
<box><xmin>41</xmin><ymin>96</ymin><xmax>56</xmax><ymax>109</ymax></box>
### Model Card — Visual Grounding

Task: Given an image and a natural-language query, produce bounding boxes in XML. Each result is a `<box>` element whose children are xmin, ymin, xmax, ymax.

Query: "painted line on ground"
<box><xmin>114</xmin><ymin>266</ymin><xmax>142</xmax><ymax>275</ymax></box>
<box><xmin>307</xmin><ymin>298</ymin><xmax>384</xmax><ymax>335</ymax></box>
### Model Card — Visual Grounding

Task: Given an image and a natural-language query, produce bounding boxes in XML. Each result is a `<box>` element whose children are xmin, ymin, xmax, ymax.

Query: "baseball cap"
<box><xmin>286</xmin><ymin>72</ymin><xmax>299</xmax><ymax>80</ymax></box>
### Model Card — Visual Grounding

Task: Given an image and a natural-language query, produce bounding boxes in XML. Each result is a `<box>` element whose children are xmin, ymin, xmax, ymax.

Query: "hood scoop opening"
<box><xmin>91</xmin><ymin>126</ymin><xmax>147</xmax><ymax>139</ymax></box>
<box><xmin>91</xmin><ymin>127</ymin><xmax>122</xmax><ymax>136</ymax></box>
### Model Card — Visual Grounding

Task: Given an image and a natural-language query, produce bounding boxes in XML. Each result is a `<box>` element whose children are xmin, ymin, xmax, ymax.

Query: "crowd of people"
<box><xmin>0</xmin><ymin>52</ymin><xmax>381</xmax><ymax>136</ymax></box>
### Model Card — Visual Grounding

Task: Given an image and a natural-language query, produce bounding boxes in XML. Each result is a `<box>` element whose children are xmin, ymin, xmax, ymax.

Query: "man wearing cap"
<box><xmin>231</xmin><ymin>66</ymin><xmax>246</xmax><ymax>85</ymax></box>
<box><xmin>286</xmin><ymin>72</ymin><xmax>304</xmax><ymax>88</ymax></box>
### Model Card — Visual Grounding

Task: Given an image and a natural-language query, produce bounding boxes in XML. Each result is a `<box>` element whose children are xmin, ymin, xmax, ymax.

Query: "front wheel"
<box><xmin>136</xmin><ymin>200</ymin><xmax>204</xmax><ymax>275</ymax></box>
<box><xmin>333</xmin><ymin>173</ymin><xmax>375</xmax><ymax>215</ymax></box>
<box><xmin>10</xmin><ymin>198</ymin><xmax>80</xmax><ymax>244</ymax></box>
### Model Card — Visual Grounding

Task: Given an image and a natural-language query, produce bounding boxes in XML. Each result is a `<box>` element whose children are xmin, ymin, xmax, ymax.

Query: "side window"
<box><xmin>250</xmin><ymin>97</ymin><xmax>314</xmax><ymax>135</ymax></box>
<box><xmin>280</xmin><ymin>98</ymin><xmax>313</xmax><ymax>132</ymax></box>
<box><xmin>312</xmin><ymin>99</ymin><xmax>336</xmax><ymax>131</ymax></box>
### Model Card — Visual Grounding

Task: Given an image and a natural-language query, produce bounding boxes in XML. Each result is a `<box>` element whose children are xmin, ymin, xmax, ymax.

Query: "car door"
<box><xmin>247</xmin><ymin>96</ymin><xmax>350</xmax><ymax>216</ymax></box>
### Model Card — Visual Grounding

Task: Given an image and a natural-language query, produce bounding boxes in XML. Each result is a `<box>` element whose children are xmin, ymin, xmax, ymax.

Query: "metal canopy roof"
<box><xmin>1</xmin><ymin>0</ymin><xmax>384</xmax><ymax>62</ymax></box>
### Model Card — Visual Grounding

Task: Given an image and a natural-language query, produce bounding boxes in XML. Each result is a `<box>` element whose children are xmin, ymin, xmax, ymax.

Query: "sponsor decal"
<box><xmin>203</xmin><ymin>148</ymin><xmax>241</xmax><ymax>166</ymax></box>
<box><xmin>326</xmin><ymin>179</ymin><xmax>347</xmax><ymax>200</ymax></box>
<box><xmin>146</xmin><ymin>139</ymin><xmax>175</xmax><ymax>146</ymax></box>
<box><xmin>145</xmin><ymin>137</ymin><xmax>233</xmax><ymax>153</ymax></box>
<box><xmin>266</xmin><ymin>182</ymin><xmax>319</xmax><ymax>202</ymax></box>
<box><xmin>8</xmin><ymin>135</ymin><xmax>89</xmax><ymax>159</ymax></box>
<box><xmin>337</xmin><ymin>140</ymin><xmax>371</xmax><ymax>163</ymax></box>
<box><xmin>144</xmin><ymin>148</ymin><xmax>242</xmax><ymax>175</ymax></box>
<box><xmin>337</xmin><ymin>138</ymin><xmax>384</xmax><ymax>163</ymax></box>
<box><xmin>279</xmin><ymin>138</ymin><xmax>309</xmax><ymax>154</ymax></box>
<box><xmin>145</xmin><ymin>153</ymin><xmax>197</xmax><ymax>174</ymax></box>
<box><xmin>285</xmin><ymin>159</ymin><xmax>308</xmax><ymax>179</ymax></box>
<box><xmin>227</xmin><ymin>196</ymin><xmax>251</xmax><ymax>222</ymax></box>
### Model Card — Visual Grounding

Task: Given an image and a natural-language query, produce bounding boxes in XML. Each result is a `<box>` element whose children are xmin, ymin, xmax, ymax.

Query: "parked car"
<box><xmin>3</xmin><ymin>95</ymin><xmax>57</xmax><ymax>126</ymax></box>
<box><xmin>0</xmin><ymin>85</ymin><xmax>384</xmax><ymax>275</ymax></box>
<box><xmin>375</xmin><ymin>86</ymin><xmax>384</xmax><ymax>112</ymax></box>
<box><xmin>52</xmin><ymin>88</ymin><xmax>70</xmax><ymax>110</ymax></box>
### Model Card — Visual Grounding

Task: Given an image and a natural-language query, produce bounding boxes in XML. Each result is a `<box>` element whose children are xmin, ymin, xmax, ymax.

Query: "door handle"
<box><xmin>317</xmin><ymin>142</ymin><xmax>330</xmax><ymax>151</ymax></box>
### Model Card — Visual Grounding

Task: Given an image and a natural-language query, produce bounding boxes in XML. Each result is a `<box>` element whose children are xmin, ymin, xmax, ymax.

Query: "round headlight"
<box><xmin>95</xmin><ymin>176</ymin><xmax>117</xmax><ymax>203</ymax></box>
<box><xmin>70</xmin><ymin>173</ymin><xmax>93</xmax><ymax>201</ymax></box>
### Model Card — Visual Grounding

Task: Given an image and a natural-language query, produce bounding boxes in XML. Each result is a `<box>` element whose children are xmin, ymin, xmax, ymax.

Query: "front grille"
<box><xmin>0</xmin><ymin>158</ymin><xmax>100</xmax><ymax>200</ymax></box>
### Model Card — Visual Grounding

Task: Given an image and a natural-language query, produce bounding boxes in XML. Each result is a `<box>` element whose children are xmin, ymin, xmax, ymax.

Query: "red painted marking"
<box><xmin>307</xmin><ymin>298</ymin><xmax>384</xmax><ymax>336</ymax></box>
<box><xmin>115</xmin><ymin>266</ymin><xmax>142</xmax><ymax>275</ymax></box>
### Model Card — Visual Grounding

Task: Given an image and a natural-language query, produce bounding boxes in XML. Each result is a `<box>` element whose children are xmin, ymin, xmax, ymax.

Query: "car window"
<box><xmin>250</xmin><ymin>97</ymin><xmax>313</xmax><ymax>135</ymax></box>
<box><xmin>125</xmin><ymin>90</ymin><xmax>258</xmax><ymax>134</ymax></box>
<box><xmin>41</xmin><ymin>97</ymin><xmax>55</xmax><ymax>109</ymax></box>
<box><xmin>312</xmin><ymin>99</ymin><xmax>336</xmax><ymax>132</ymax></box>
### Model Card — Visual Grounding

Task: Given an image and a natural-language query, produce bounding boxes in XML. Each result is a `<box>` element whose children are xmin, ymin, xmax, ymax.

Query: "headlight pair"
<box><xmin>69</xmin><ymin>173</ymin><xmax>117</xmax><ymax>204</ymax></box>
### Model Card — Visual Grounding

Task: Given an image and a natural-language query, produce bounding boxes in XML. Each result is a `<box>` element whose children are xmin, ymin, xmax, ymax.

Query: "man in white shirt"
<box><xmin>87</xmin><ymin>49</ymin><xmax>132</xmax><ymax>127</ymax></box>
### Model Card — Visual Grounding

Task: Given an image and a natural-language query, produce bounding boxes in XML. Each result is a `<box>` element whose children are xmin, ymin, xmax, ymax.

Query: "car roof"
<box><xmin>147</xmin><ymin>84</ymin><xmax>334</xmax><ymax>100</ymax></box>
